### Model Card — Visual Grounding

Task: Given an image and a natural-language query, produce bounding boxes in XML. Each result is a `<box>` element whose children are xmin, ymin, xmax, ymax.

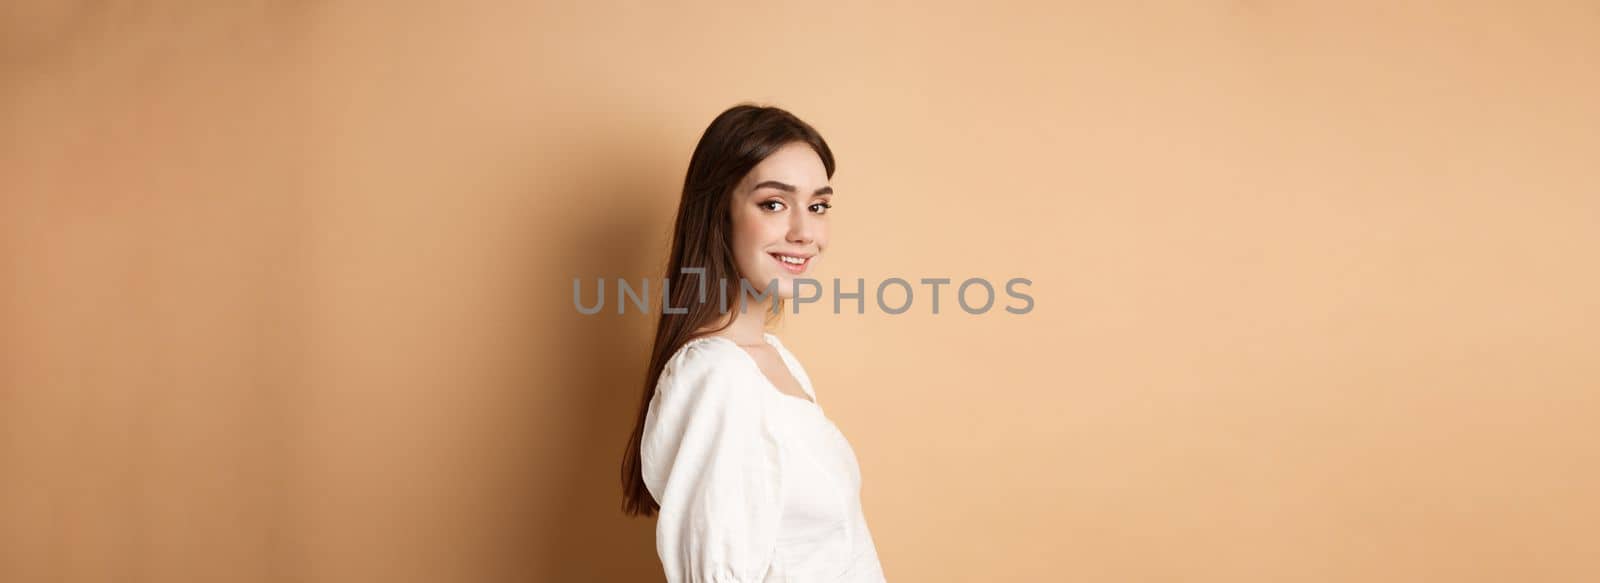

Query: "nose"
<box><xmin>786</xmin><ymin>208</ymin><xmax>815</xmax><ymax>246</ymax></box>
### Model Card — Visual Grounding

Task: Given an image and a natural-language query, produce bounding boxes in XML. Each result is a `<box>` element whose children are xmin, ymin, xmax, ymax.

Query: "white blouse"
<box><xmin>640</xmin><ymin>332</ymin><xmax>887</xmax><ymax>582</ymax></box>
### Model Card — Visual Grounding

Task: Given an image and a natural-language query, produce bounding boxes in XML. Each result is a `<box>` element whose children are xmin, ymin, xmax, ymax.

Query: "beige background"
<box><xmin>4</xmin><ymin>1</ymin><xmax>1598</xmax><ymax>581</ymax></box>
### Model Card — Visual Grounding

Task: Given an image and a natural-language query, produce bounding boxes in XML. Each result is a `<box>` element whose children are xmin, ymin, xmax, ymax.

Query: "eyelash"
<box><xmin>759</xmin><ymin>200</ymin><xmax>832</xmax><ymax>214</ymax></box>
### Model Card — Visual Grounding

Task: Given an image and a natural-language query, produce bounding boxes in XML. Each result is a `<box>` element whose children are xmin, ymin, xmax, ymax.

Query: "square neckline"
<box><xmin>700</xmin><ymin>333</ymin><xmax>818</xmax><ymax>407</ymax></box>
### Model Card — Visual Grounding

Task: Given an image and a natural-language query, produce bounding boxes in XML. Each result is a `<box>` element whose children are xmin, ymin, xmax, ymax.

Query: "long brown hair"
<box><xmin>620</xmin><ymin>103</ymin><xmax>836</xmax><ymax>517</ymax></box>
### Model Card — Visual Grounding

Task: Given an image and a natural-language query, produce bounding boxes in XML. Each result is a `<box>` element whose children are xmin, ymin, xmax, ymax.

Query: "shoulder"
<box><xmin>657</xmin><ymin>336</ymin><xmax>750</xmax><ymax>395</ymax></box>
<box><xmin>644</xmin><ymin>337</ymin><xmax>770</xmax><ymax>447</ymax></box>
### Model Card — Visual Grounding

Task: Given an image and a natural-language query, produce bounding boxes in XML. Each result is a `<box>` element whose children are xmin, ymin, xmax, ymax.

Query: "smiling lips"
<box><xmin>769</xmin><ymin>252</ymin><xmax>813</xmax><ymax>274</ymax></box>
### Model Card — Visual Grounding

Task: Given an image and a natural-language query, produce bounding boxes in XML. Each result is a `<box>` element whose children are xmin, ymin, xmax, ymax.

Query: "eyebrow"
<box><xmin>752</xmin><ymin>180</ymin><xmax>833</xmax><ymax>196</ymax></box>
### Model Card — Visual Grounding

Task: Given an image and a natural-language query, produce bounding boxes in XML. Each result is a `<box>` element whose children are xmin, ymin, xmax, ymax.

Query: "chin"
<box><xmin>762</xmin><ymin>272</ymin><xmax>794</xmax><ymax>290</ymax></box>
<box><xmin>738</xmin><ymin>270</ymin><xmax>787</xmax><ymax>296</ymax></box>
<box><xmin>773</xmin><ymin>278</ymin><xmax>799</xmax><ymax>298</ymax></box>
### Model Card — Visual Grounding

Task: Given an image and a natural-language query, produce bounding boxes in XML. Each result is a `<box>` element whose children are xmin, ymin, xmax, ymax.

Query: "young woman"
<box><xmin>620</xmin><ymin>104</ymin><xmax>888</xmax><ymax>582</ymax></box>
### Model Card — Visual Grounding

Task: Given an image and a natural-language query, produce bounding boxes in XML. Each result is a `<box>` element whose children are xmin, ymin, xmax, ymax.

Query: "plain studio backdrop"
<box><xmin>2</xmin><ymin>1</ymin><xmax>1597</xmax><ymax>581</ymax></box>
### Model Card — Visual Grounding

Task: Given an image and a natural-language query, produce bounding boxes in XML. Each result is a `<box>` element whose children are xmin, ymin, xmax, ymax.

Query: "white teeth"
<box><xmin>775</xmin><ymin>254</ymin><xmax>806</xmax><ymax>265</ymax></box>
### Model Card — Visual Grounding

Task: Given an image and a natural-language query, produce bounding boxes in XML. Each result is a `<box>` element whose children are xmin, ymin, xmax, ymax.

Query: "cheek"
<box><xmin>729</xmin><ymin>212</ymin><xmax>754</xmax><ymax>250</ymax></box>
<box><xmin>728</xmin><ymin>210</ymin><xmax>771</xmax><ymax>264</ymax></box>
<box><xmin>732</xmin><ymin>210</ymin><xmax>783</xmax><ymax>247</ymax></box>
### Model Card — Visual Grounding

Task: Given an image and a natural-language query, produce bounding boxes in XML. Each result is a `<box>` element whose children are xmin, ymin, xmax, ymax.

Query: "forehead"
<box><xmin>741</xmin><ymin>142</ymin><xmax>828</xmax><ymax>190</ymax></box>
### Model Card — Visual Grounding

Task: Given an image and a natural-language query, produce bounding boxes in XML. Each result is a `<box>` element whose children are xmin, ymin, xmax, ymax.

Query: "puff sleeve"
<box><xmin>640</xmin><ymin>342</ymin><xmax>785</xmax><ymax>582</ymax></box>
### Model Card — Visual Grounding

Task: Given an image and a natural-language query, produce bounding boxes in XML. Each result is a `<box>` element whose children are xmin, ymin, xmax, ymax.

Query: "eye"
<box><xmin>810</xmin><ymin>202</ymin><xmax>832</xmax><ymax>215</ymax></box>
<box><xmin>758</xmin><ymin>200</ymin><xmax>786</xmax><ymax>212</ymax></box>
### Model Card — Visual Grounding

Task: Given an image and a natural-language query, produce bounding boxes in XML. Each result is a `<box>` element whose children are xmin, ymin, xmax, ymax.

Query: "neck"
<box><xmin>712</xmin><ymin>293</ymin><xmax>773</xmax><ymax>345</ymax></box>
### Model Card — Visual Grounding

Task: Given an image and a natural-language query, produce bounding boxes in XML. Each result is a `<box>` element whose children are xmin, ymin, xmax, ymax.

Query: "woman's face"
<box><xmin>728</xmin><ymin>141</ymin><xmax>833</xmax><ymax>299</ymax></box>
